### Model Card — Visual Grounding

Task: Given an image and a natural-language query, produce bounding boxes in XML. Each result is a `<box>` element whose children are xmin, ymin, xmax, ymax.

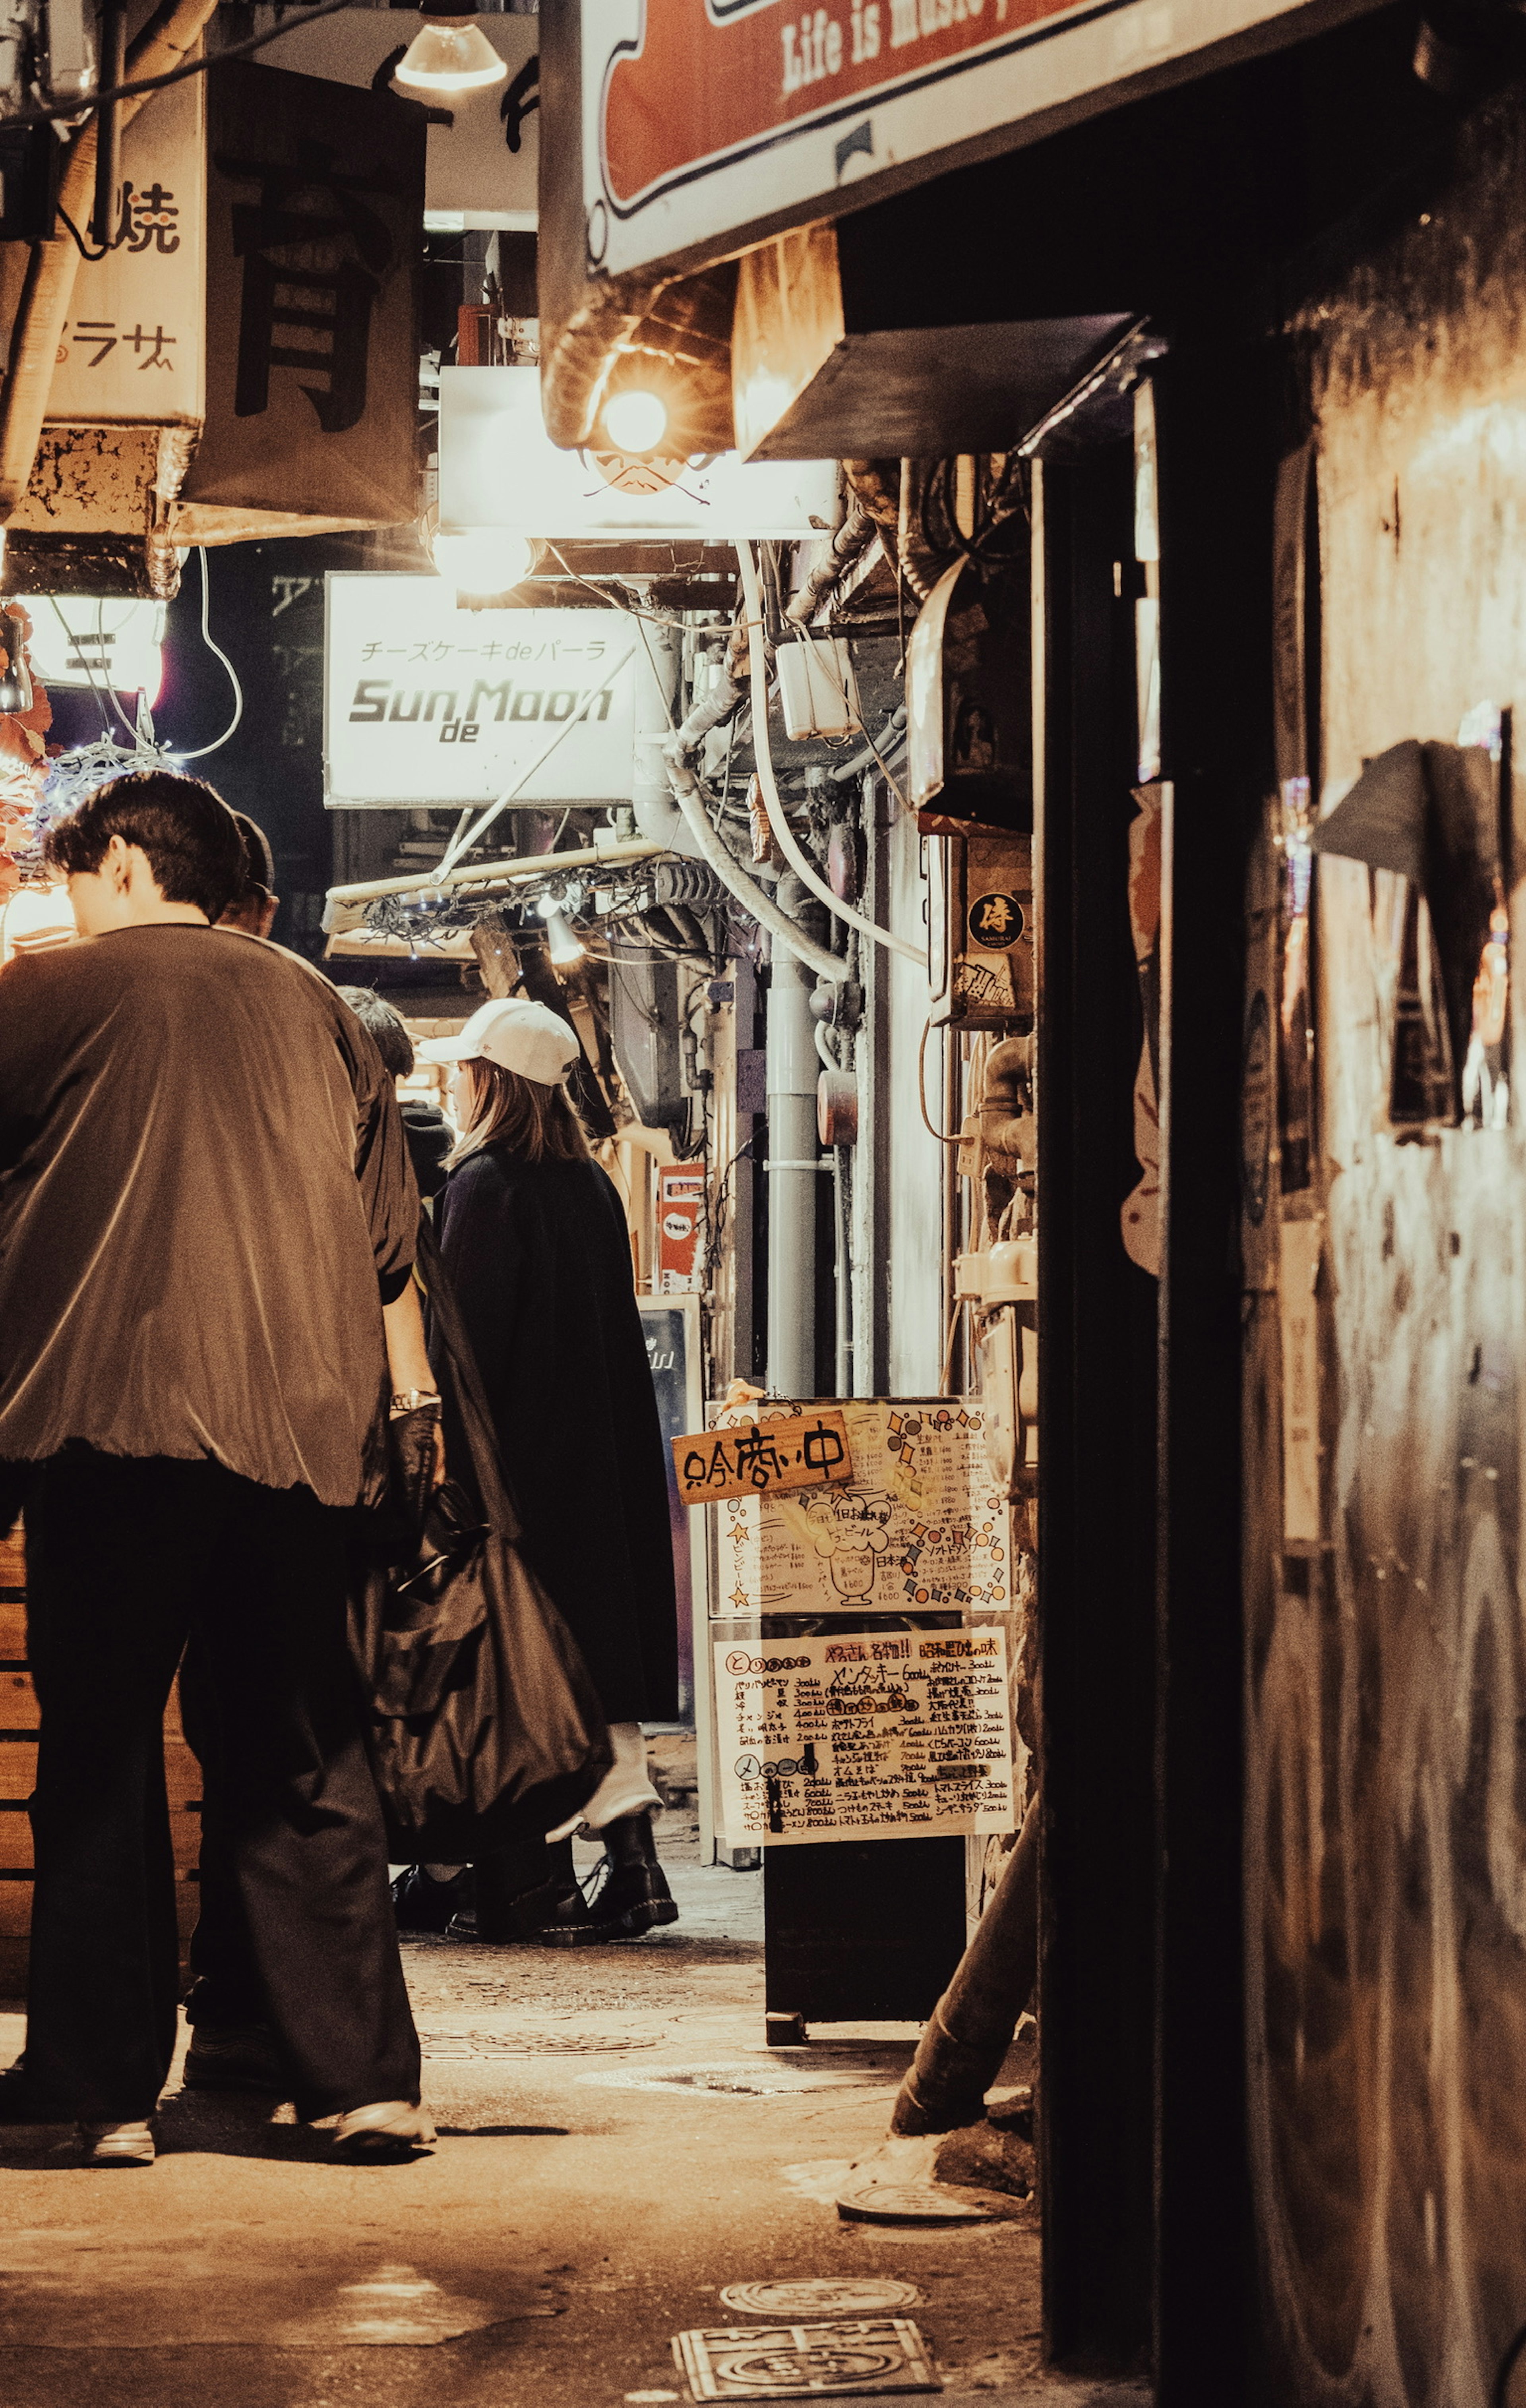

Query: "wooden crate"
<box><xmin>0</xmin><ymin>1520</ymin><xmax>202</xmax><ymax>1999</ymax></box>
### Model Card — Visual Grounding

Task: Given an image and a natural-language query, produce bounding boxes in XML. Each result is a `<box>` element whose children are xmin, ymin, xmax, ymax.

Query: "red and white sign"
<box><xmin>585</xmin><ymin>0</ymin><xmax>1348</xmax><ymax>279</ymax></box>
<box><xmin>658</xmin><ymin>1166</ymin><xmax>708</xmax><ymax>1294</ymax></box>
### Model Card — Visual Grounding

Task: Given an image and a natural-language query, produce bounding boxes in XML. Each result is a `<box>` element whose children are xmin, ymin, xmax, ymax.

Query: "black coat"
<box><xmin>434</xmin><ymin>1147</ymin><xmax>679</xmax><ymax>1724</ymax></box>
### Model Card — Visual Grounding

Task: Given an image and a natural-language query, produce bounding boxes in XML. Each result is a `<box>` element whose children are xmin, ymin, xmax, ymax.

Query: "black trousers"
<box><xmin>24</xmin><ymin>1449</ymin><xmax>420</xmax><ymax>2123</ymax></box>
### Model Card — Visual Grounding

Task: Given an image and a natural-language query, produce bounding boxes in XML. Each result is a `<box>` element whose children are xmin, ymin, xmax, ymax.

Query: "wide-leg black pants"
<box><xmin>23</xmin><ymin>1448</ymin><xmax>419</xmax><ymax>2124</ymax></box>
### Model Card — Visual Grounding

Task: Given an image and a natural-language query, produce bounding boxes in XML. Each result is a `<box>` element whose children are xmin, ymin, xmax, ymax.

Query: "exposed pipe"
<box><xmin>889</xmin><ymin>1783</ymin><xmax>1040</xmax><ymax>2136</ymax></box>
<box><xmin>90</xmin><ymin>2</ymin><xmax>127</xmax><ymax>248</ymax></box>
<box><xmin>784</xmin><ymin>498</ymin><xmax>876</xmax><ymax>628</ymax></box>
<box><xmin>661</xmin><ymin>676</ymin><xmax>848</xmax><ymax>985</ymax></box>
<box><xmin>766</xmin><ymin>940</ymin><xmax>819</xmax><ymax>1398</ymax></box>
<box><xmin>735</xmin><ymin>542</ymin><xmax>923</xmax><ymax>966</ymax></box>
<box><xmin>323</xmin><ymin>836</ymin><xmax>663</xmax><ymax>919</ymax></box>
<box><xmin>0</xmin><ymin>0</ymin><xmax>224</xmax><ymax>519</ymax></box>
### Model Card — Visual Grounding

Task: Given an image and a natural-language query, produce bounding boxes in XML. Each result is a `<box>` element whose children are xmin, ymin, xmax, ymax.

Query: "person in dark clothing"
<box><xmin>218</xmin><ymin>812</ymin><xmax>279</xmax><ymax>939</ymax></box>
<box><xmin>336</xmin><ymin>985</ymin><xmax>452</xmax><ymax>1202</ymax></box>
<box><xmin>0</xmin><ymin>771</ymin><xmax>436</xmax><ymax>2164</ymax></box>
<box><xmin>399</xmin><ymin>994</ymin><xmax>680</xmax><ymax>1945</ymax></box>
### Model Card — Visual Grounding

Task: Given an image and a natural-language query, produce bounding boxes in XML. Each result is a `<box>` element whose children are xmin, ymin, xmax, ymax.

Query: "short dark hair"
<box><xmin>43</xmin><ymin>770</ymin><xmax>246</xmax><ymax>922</ymax></box>
<box><xmin>336</xmin><ymin>985</ymin><xmax>415</xmax><ymax>1078</ymax></box>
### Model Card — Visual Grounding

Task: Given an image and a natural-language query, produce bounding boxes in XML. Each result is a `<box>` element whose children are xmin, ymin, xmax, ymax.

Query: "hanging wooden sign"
<box><xmin>672</xmin><ymin>1409</ymin><xmax>854</xmax><ymax>1503</ymax></box>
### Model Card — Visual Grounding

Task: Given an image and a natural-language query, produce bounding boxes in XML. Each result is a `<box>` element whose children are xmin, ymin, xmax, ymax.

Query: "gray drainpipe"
<box><xmin>766</xmin><ymin>885</ymin><xmax>821</xmax><ymax>1398</ymax></box>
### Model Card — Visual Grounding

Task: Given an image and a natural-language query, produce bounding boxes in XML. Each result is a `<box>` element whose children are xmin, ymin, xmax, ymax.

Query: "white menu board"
<box><xmin>715</xmin><ymin>1400</ymin><xmax>1010</xmax><ymax>1616</ymax></box>
<box><xmin>714</xmin><ymin>1628</ymin><xmax>1015</xmax><ymax>1847</ymax></box>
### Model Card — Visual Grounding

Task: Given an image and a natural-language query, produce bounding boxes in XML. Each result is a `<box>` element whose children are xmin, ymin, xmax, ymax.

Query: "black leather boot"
<box><xmin>391</xmin><ymin>1864</ymin><xmax>474</xmax><ymax>1935</ymax></box>
<box><xmin>541</xmin><ymin>1811</ymin><xmax>678</xmax><ymax>1946</ymax></box>
<box><xmin>451</xmin><ymin>1836</ymin><xmax>590</xmax><ymax>1943</ymax></box>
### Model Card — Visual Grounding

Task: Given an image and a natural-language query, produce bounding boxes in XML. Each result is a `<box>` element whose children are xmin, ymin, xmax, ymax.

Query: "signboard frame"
<box><xmin>323</xmin><ymin>574</ymin><xmax>652</xmax><ymax>809</ymax></box>
<box><xmin>574</xmin><ymin>0</ymin><xmax>1385</xmax><ymax>285</ymax></box>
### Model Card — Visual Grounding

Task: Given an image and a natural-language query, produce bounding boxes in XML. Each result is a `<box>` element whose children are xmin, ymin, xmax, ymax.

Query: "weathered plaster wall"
<box><xmin>1247</xmin><ymin>93</ymin><xmax>1526</xmax><ymax>2408</ymax></box>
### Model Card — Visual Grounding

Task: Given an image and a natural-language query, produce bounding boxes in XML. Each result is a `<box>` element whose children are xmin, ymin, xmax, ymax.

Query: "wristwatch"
<box><xmin>390</xmin><ymin>1388</ymin><xmax>442</xmax><ymax>1416</ymax></box>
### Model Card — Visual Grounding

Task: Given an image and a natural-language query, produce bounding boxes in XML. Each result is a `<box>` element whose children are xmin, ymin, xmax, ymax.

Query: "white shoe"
<box><xmin>330</xmin><ymin>2100</ymin><xmax>436</xmax><ymax>2161</ymax></box>
<box><xmin>79</xmin><ymin>2119</ymin><xmax>155</xmax><ymax>2166</ymax></box>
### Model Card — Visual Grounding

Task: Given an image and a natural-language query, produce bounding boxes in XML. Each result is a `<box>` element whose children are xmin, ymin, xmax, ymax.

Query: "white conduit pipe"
<box><xmin>663</xmin><ymin>742</ymin><xmax>848</xmax><ymax>986</ymax></box>
<box><xmin>734</xmin><ymin>541</ymin><xmax>924</xmax><ymax>966</ymax></box>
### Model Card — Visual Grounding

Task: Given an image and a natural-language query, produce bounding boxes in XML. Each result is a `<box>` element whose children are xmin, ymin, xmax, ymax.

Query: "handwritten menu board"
<box><xmin>714</xmin><ymin>1628</ymin><xmax>1015</xmax><ymax>1846</ymax></box>
<box><xmin>715</xmin><ymin>1401</ymin><xmax>1010</xmax><ymax>1615</ymax></box>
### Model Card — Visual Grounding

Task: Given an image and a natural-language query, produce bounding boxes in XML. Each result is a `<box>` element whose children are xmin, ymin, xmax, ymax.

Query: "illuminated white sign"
<box><xmin>27</xmin><ymin>597</ymin><xmax>165</xmax><ymax>699</ymax></box>
<box><xmin>324</xmin><ymin>575</ymin><xmax>660</xmax><ymax>809</ymax></box>
<box><xmin>439</xmin><ymin>366</ymin><xmax>837</xmax><ymax>539</ymax></box>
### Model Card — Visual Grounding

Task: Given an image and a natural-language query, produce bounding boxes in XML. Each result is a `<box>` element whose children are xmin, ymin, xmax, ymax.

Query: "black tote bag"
<box><xmin>350</xmin><ymin>1218</ymin><xmax>611</xmax><ymax>1860</ymax></box>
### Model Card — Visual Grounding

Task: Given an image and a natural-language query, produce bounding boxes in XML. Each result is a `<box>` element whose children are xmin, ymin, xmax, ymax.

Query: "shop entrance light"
<box><xmin>602</xmin><ymin>390</ymin><xmax>669</xmax><ymax>456</ymax></box>
<box><xmin>392</xmin><ymin>3</ymin><xmax>507</xmax><ymax>98</ymax></box>
<box><xmin>432</xmin><ymin>529</ymin><xmax>536</xmax><ymax>594</ymax></box>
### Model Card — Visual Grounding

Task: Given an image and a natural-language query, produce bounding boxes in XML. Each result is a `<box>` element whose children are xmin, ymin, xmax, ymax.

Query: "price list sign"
<box><xmin>714</xmin><ymin>1628</ymin><xmax>1015</xmax><ymax>1847</ymax></box>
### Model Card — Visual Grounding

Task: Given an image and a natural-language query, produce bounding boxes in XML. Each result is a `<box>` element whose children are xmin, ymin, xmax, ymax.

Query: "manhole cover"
<box><xmin>581</xmin><ymin>2062</ymin><xmax>875</xmax><ymax>2097</ymax></box>
<box><xmin>720</xmin><ymin>2282</ymin><xmax>924</xmax><ymax>2317</ymax></box>
<box><xmin>834</xmin><ymin>2180</ymin><xmax>1003</xmax><ymax>2225</ymax></box>
<box><xmin>418</xmin><ymin>2029</ymin><xmax>660</xmax><ymax>2059</ymax></box>
<box><xmin>674</xmin><ymin>2317</ymin><xmax>939</xmax><ymax>2399</ymax></box>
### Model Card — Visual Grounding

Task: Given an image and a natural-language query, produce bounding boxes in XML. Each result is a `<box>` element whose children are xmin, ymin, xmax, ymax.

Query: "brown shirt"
<box><xmin>0</xmin><ymin>922</ymin><xmax>418</xmax><ymax>1507</ymax></box>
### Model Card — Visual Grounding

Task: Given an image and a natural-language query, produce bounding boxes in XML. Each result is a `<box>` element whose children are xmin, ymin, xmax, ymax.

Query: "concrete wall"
<box><xmin>1245</xmin><ymin>90</ymin><xmax>1526</xmax><ymax>2408</ymax></box>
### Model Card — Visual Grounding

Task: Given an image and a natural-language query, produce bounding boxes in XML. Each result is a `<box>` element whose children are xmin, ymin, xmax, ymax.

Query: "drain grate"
<box><xmin>418</xmin><ymin>2029</ymin><xmax>661</xmax><ymax>2059</ymax></box>
<box><xmin>674</xmin><ymin>2317</ymin><xmax>940</xmax><ymax>2399</ymax></box>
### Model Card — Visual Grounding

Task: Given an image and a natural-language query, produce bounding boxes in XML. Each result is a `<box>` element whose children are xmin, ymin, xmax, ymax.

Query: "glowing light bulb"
<box><xmin>602</xmin><ymin>390</ymin><xmax>668</xmax><ymax>455</ymax></box>
<box><xmin>392</xmin><ymin>8</ymin><xmax>507</xmax><ymax>96</ymax></box>
<box><xmin>432</xmin><ymin>530</ymin><xmax>535</xmax><ymax>594</ymax></box>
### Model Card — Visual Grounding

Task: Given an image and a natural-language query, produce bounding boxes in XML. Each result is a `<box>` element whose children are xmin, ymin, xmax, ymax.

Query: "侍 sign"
<box><xmin>324</xmin><ymin>576</ymin><xmax>662</xmax><ymax>808</ymax></box>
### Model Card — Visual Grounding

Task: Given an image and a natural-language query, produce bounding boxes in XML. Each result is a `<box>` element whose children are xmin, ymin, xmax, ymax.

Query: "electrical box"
<box><xmin>928</xmin><ymin>832</ymin><xmax>1034</xmax><ymax>1027</ymax></box>
<box><xmin>610</xmin><ymin>955</ymin><xmax>688</xmax><ymax>1137</ymax></box>
<box><xmin>775</xmin><ymin>633</ymin><xmax>858</xmax><ymax>739</ymax></box>
<box><xmin>906</xmin><ymin>558</ymin><xmax>1031</xmax><ymax>834</ymax></box>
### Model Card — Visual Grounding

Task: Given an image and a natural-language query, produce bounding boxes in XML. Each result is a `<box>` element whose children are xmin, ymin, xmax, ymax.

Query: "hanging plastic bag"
<box><xmin>349</xmin><ymin>1217</ymin><xmax>611</xmax><ymax>1860</ymax></box>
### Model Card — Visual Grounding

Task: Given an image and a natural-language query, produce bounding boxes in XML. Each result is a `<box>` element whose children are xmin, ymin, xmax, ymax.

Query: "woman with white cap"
<box><xmin>399</xmin><ymin>995</ymin><xmax>681</xmax><ymax>1945</ymax></box>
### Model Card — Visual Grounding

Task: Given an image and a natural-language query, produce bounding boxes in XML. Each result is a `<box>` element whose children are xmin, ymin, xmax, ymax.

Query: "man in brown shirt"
<box><xmin>0</xmin><ymin>770</ymin><xmax>435</xmax><ymax>2165</ymax></box>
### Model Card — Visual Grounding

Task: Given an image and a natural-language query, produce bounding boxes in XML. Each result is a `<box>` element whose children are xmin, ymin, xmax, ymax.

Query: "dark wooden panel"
<box><xmin>1034</xmin><ymin>442</ymin><xmax>1159</xmax><ymax>2375</ymax></box>
<box><xmin>763</xmin><ymin>1837</ymin><xmax>967</xmax><ymax>2024</ymax></box>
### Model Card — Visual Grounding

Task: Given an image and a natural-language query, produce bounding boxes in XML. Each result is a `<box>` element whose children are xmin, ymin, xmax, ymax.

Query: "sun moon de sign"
<box><xmin>323</xmin><ymin>578</ymin><xmax>643</xmax><ymax>809</ymax></box>
<box><xmin>672</xmin><ymin>1410</ymin><xmax>854</xmax><ymax>1505</ymax></box>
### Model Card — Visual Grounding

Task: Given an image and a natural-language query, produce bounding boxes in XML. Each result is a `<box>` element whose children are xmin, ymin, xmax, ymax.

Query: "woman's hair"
<box><xmin>449</xmin><ymin>1058</ymin><xmax>593</xmax><ymax>1168</ymax></box>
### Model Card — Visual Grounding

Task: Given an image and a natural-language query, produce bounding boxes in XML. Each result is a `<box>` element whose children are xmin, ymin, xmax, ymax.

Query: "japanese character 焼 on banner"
<box><xmin>178</xmin><ymin>62</ymin><xmax>424</xmax><ymax>529</ymax></box>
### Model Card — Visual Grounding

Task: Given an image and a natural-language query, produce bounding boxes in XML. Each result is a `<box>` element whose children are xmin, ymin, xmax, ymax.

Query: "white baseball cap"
<box><xmin>417</xmin><ymin>997</ymin><xmax>581</xmax><ymax>1085</ymax></box>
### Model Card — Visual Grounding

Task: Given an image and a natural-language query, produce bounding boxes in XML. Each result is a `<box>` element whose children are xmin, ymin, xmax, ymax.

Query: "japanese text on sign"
<box><xmin>673</xmin><ymin>1410</ymin><xmax>853</xmax><ymax>1505</ymax></box>
<box><xmin>717</xmin><ymin>1400</ymin><xmax>1009</xmax><ymax>1613</ymax></box>
<box><xmin>714</xmin><ymin>1628</ymin><xmax>1015</xmax><ymax>1846</ymax></box>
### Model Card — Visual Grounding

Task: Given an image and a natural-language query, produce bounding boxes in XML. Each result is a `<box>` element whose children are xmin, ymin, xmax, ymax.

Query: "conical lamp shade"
<box><xmin>393</xmin><ymin>17</ymin><xmax>506</xmax><ymax>95</ymax></box>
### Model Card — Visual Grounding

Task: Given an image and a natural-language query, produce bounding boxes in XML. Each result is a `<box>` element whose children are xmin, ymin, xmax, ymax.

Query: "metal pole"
<box><xmin>91</xmin><ymin>4</ymin><xmax>126</xmax><ymax>249</ymax></box>
<box><xmin>765</xmin><ymin>945</ymin><xmax>819</xmax><ymax>1398</ymax></box>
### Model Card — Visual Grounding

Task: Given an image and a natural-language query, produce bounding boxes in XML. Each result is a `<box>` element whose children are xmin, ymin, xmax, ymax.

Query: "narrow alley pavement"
<box><xmin>0</xmin><ymin>1776</ymin><xmax>1142</xmax><ymax>2408</ymax></box>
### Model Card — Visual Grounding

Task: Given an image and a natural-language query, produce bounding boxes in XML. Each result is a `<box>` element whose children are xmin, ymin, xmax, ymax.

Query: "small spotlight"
<box><xmin>602</xmin><ymin>390</ymin><xmax>668</xmax><ymax>455</ymax></box>
<box><xmin>432</xmin><ymin>530</ymin><xmax>535</xmax><ymax>594</ymax></box>
<box><xmin>393</xmin><ymin>3</ymin><xmax>507</xmax><ymax>97</ymax></box>
<box><xmin>0</xmin><ymin>611</ymin><xmax>33</xmax><ymax>716</ymax></box>
<box><xmin>539</xmin><ymin>902</ymin><xmax>586</xmax><ymax>968</ymax></box>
